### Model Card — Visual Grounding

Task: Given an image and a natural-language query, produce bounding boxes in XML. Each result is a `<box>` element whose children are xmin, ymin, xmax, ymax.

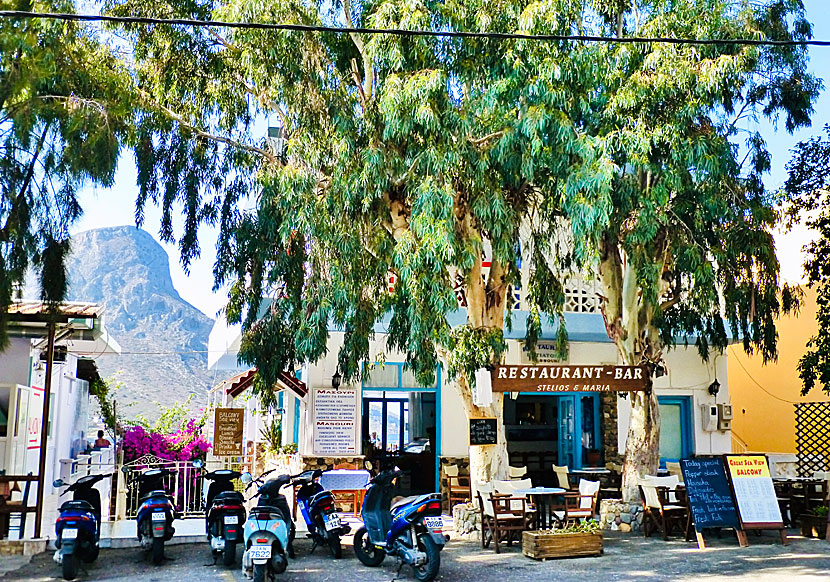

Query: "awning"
<box><xmin>222</xmin><ymin>367</ymin><xmax>307</xmax><ymax>399</ymax></box>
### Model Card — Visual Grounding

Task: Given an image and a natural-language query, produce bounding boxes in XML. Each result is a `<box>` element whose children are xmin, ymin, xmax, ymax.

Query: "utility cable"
<box><xmin>2</xmin><ymin>10</ymin><xmax>830</xmax><ymax>47</ymax></box>
<box><xmin>727</xmin><ymin>346</ymin><xmax>801</xmax><ymax>404</ymax></box>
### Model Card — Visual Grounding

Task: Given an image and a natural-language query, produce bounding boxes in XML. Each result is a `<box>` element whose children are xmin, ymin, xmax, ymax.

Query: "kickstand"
<box><xmin>309</xmin><ymin>540</ymin><xmax>318</xmax><ymax>554</ymax></box>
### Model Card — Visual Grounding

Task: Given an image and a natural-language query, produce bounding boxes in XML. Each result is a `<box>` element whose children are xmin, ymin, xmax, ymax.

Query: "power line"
<box><xmin>727</xmin><ymin>346</ymin><xmax>801</xmax><ymax>404</ymax></box>
<box><xmin>2</xmin><ymin>10</ymin><xmax>830</xmax><ymax>47</ymax></box>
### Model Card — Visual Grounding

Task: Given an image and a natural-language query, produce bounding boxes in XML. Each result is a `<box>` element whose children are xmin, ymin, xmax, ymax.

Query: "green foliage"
<box><xmin>260</xmin><ymin>416</ymin><xmax>282</xmax><ymax>453</ymax></box>
<box><xmin>89</xmin><ymin>374</ymin><xmax>124</xmax><ymax>436</ymax></box>
<box><xmin>543</xmin><ymin>519</ymin><xmax>601</xmax><ymax>535</ymax></box>
<box><xmin>102</xmin><ymin>0</ymin><xmax>817</xmax><ymax>412</ymax></box>
<box><xmin>133</xmin><ymin>394</ymin><xmax>210</xmax><ymax>435</ymax></box>
<box><xmin>813</xmin><ymin>505</ymin><xmax>829</xmax><ymax>518</ymax></box>
<box><xmin>784</xmin><ymin>125</ymin><xmax>830</xmax><ymax>395</ymax></box>
<box><xmin>0</xmin><ymin>1</ymin><xmax>135</xmax><ymax>345</ymax></box>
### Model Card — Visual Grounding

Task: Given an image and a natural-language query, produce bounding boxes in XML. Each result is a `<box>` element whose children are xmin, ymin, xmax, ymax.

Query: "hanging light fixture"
<box><xmin>331</xmin><ymin>369</ymin><xmax>342</xmax><ymax>390</ymax></box>
<box><xmin>708</xmin><ymin>379</ymin><xmax>721</xmax><ymax>396</ymax></box>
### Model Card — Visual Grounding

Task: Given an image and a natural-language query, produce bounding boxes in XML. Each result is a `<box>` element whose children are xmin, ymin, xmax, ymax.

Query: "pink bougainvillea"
<box><xmin>123</xmin><ymin>419</ymin><xmax>210</xmax><ymax>463</ymax></box>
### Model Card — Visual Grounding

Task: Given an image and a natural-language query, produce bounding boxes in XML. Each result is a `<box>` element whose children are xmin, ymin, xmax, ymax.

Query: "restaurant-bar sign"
<box><xmin>492</xmin><ymin>365</ymin><xmax>648</xmax><ymax>392</ymax></box>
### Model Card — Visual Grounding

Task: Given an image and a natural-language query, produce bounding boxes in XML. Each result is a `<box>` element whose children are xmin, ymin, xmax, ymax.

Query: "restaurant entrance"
<box><xmin>505</xmin><ymin>393</ymin><xmax>600</xmax><ymax>485</ymax></box>
<box><xmin>360</xmin><ymin>363</ymin><xmax>440</xmax><ymax>495</ymax></box>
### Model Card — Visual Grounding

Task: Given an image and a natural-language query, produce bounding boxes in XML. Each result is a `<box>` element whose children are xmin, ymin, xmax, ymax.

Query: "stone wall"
<box><xmin>598</xmin><ymin>499</ymin><xmax>643</xmax><ymax>534</ymax></box>
<box><xmin>601</xmin><ymin>393</ymin><xmax>623</xmax><ymax>465</ymax></box>
<box><xmin>301</xmin><ymin>456</ymin><xmax>366</xmax><ymax>471</ymax></box>
<box><xmin>452</xmin><ymin>502</ymin><xmax>481</xmax><ymax>540</ymax></box>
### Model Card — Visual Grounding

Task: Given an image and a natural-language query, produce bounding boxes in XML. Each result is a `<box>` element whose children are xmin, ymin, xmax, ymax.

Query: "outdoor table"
<box><xmin>513</xmin><ymin>487</ymin><xmax>566</xmax><ymax>530</ymax></box>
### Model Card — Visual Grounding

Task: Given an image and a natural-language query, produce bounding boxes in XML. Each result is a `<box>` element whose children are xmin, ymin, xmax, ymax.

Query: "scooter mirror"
<box><xmin>364</xmin><ymin>460</ymin><xmax>373</xmax><ymax>471</ymax></box>
<box><xmin>240</xmin><ymin>472</ymin><xmax>253</xmax><ymax>484</ymax></box>
<box><xmin>192</xmin><ymin>459</ymin><xmax>204</xmax><ymax>469</ymax></box>
<box><xmin>53</xmin><ymin>479</ymin><xmax>64</xmax><ymax>488</ymax></box>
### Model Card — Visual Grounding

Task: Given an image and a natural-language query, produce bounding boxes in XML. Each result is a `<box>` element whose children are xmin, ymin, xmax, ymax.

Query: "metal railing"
<box><xmin>122</xmin><ymin>455</ymin><xmax>206</xmax><ymax>518</ymax></box>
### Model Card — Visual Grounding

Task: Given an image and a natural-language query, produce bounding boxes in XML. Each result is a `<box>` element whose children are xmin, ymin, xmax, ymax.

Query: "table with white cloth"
<box><xmin>513</xmin><ymin>487</ymin><xmax>566</xmax><ymax>529</ymax></box>
<box><xmin>319</xmin><ymin>470</ymin><xmax>371</xmax><ymax>516</ymax></box>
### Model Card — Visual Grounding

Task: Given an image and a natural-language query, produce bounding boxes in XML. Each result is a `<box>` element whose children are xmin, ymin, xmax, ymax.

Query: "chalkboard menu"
<box><xmin>469</xmin><ymin>418</ymin><xmax>498</xmax><ymax>446</ymax></box>
<box><xmin>680</xmin><ymin>457</ymin><xmax>740</xmax><ymax>530</ymax></box>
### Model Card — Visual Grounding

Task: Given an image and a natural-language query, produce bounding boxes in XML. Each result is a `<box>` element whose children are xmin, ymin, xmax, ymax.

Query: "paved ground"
<box><xmin>3</xmin><ymin>530</ymin><xmax>829</xmax><ymax>581</ymax></box>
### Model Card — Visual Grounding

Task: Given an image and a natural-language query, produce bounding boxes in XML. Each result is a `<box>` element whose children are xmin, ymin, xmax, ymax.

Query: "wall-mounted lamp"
<box><xmin>708</xmin><ymin>379</ymin><xmax>721</xmax><ymax>396</ymax></box>
<box><xmin>654</xmin><ymin>364</ymin><xmax>666</xmax><ymax>378</ymax></box>
<box><xmin>331</xmin><ymin>369</ymin><xmax>342</xmax><ymax>390</ymax></box>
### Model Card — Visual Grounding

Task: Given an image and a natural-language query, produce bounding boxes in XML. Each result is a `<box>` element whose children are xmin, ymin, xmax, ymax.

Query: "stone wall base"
<box><xmin>599</xmin><ymin>499</ymin><xmax>643</xmax><ymax>534</ymax></box>
<box><xmin>0</xmin><ymin>538</ymin><xmax>48</xmax><ymax>556</ymax></box>
<box><xmin>452</xmin><ymin>502</ymin><xmax>481</xmax><ymax>541</ymax></box>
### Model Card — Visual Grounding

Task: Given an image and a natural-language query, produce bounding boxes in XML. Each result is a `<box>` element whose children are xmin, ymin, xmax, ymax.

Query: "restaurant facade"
<box><xmin>208</xmin><ymin>275</ymin><xmax>734</xmax><ymax>495</ymax></box>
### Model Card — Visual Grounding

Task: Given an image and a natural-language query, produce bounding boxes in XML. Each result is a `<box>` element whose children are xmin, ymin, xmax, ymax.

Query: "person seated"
<box><xmin>93</xmin><ymin>430</ymin><xmax>111</xmax><ymax>449</ymax></box>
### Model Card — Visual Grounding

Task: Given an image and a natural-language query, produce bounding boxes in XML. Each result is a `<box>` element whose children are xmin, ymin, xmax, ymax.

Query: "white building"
<box><xmin>207</xmin><ymin>274</ymin><xmax>734</xmax><ymax>495</ymax></box>
<box><xmin>0</xmin><ymin>301</ymin><xmax>120</xmax><ymax>539</ymax></box>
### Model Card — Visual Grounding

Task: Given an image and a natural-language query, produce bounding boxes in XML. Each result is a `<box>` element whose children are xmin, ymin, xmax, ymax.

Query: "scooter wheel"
<box><xmin>353</xmin><ymin>527</ymin><xmax>385</xmax><ymax>567</ymax></box>
<box><xmin>327</xmin><ymin>534</ymin><xmax>342</xmax><ymax>559</ymax></box>
<box><xmin>152</xmin><ymin>537</ymin><xmax>164</xmax><ymax>565</ymax></box>
<box><xmin>412</xmin><ymin>534</ymin><xmax>440</xmax><ymax>582</ymax></box>
<box><xmin>62</xmin><ymin>552</ymin><xmax>78</xmax><ymax>580</ymax></box>
<box><xmin>82</xmin><ymin>545</ymin><xmax>99</xmax><ymax>563</ymax></box>
<box><xmin>252</xmin><ymin>563</ymin><xmax>268</xmax><ymax>582</ymax></box>
<box><xmin>223</xmin><ymin>541</ymin><xmax>236</xmax><ymax>566</ymax></box>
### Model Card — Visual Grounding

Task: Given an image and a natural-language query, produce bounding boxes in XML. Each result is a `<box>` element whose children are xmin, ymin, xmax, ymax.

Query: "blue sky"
<box><xmin>72</xmin><ymin>0</ymin><xmax>830</xmax><ymax>317</ymax></box>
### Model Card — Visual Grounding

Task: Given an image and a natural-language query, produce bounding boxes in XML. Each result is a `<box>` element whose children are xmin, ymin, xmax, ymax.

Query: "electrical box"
<box><xmin>701</xmin><ymin>404</ymin><xmax>718</xmax><ymax>432</ymax></box>
<box><xmin>717</xmin><ymin>404</ymin><xmax>733</xmax><ymax>431</ymax></box>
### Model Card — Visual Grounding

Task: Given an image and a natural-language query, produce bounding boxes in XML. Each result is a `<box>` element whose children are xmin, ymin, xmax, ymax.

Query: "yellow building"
<box><xmin>728</xmin><ymin>286</ymin><xmax>830</xmax><ymax>454</ymax></box>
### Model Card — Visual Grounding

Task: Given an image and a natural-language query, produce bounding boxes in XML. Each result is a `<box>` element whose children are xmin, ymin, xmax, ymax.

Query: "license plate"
<box><xmin>250</xmin><ymin>545</ymin><xmax>271</xmax><ymax>559</ymax></box>
<box><xmin>152</xmin><ymin>511</ymin><xmax>166</xmax><ymax>522</ymax></box>
<box><xmin>224</xmin><ymin>515</ymin><xmax>238</xmax><ymax>525</ymax></box>
<box><xmin>323</xmin><ymin>513</ymin><xmax>341</xmax><ymax>531</ymax></box>
<box><xmin>62</xmin><ymin>528</ymin><xmax>78</xmax><ymax>540</ymax></box>
<box><xmin>424</xmin><ymin>517</ymin><xmax>443</xmax><ymax>530</ymax></box>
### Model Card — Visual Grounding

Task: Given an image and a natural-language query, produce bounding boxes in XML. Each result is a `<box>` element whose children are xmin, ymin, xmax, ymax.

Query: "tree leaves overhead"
<box><xmin>99</xmin><ymin>0</ymin><xmax>817</xmax><ymax>406</ymax></box>
<box><xmin>1</xmin><ymin>0</ymin><xmax>135</xmax><ymax>346</ymax></box>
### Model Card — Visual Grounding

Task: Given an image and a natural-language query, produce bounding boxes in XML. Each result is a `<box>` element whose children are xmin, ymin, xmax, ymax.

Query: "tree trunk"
<box><xmin>455</xmin><ymin>375</ymin><xmax>509</xmax><ymax>492</ymax></box>
<box><xmin>621</xmin><ymin>387</ymin><xmax>660</xmax><ymax>501</ymax></box>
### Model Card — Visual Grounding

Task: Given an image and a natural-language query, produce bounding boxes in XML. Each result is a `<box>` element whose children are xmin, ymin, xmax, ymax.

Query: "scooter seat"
<box><xmin>139</xmin><ymin>490</ymin><xmax>172</xmax><ymax>504</ymax></box>
<box><xmin>214</xmin><ymin>491</ymin><xmax>244</xmax><ymax>503</ymax></box>
<box><xmin>391</xmin><ymin>495</ymin><xmax>420</xmax><ymax>511</ymax></box>
<box><xmin>60</xmin><ymin>500</ymin><xmax>95</xmax><ymax>513</ymax></box>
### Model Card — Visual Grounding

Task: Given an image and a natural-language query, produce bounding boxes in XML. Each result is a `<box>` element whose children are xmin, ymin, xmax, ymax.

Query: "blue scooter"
<box><xmin>292</xmin><ymin>469</ymin><xmax>351</xmax><ymax>558</ymax></box>
<box><xmin>134</xmin><ymin>467</ymin><xmax>179</xmax><ymax>565</ymax></box>
<box><xmin>240</xmin><ymin>470</ymin><xmax>295</xmax><ymax>582</ymax></box>
<box><xmin>53</xmin><ymin>473</ymin><xmax>107</xmax><ymax>580</ymax></box>
<box><xmin>353</xmin><ymin>469</ymin><xmax>447</xmax><ymax>582</ymax></box>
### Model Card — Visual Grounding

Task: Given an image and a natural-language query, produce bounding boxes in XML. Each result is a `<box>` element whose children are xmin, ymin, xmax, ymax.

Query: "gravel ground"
<box><xmin>2</xmin><ymin>530</ymin><xmax>828</xmax><ymax>582</ymax></box>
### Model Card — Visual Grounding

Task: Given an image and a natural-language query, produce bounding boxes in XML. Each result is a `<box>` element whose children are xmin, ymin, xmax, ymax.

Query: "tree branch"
<box><xmin>343</xmin><ymin>0</ymin><xmax>374</xmax><ymax>100</ymax></box>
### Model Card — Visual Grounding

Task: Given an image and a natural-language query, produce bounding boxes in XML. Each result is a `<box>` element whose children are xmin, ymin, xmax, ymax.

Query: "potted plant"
<box><xmin>522</xmin><ymin>520</ymin><xmax>603</xmax><ymax>559</ymax></box>
<box><xmin>799</xmin><ymin>506</ymin><xmax>828</xmax><ymax>538</ymax></box>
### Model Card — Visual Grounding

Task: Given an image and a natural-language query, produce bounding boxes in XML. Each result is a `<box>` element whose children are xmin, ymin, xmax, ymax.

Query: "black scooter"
<box><xmin>53</xmin><ymin>473</ymin><xmax>107</xmax><ymax>580</ymax></box>
<box><xmin>134</xmin><ymin>467</ymin><xmax>179</xmax><ymax>564</ymax></box>
<box><xmin>292</xmin><ymin>469</ymin><xmax>351</xmax><ymax>558</ymax></box>
<box><xmin>203</xmin><ymin>469</ymin><xmax>247</xmax><ymax>565</ymax></box>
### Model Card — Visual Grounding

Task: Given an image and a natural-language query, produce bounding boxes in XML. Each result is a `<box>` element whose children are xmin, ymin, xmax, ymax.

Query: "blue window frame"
<box><xmin>361</xmin><ymin>362</ymin><xmax>441</xmax><ymax>491</ymax></box>
<box><xmin>657</xmin><ymin>396</ymin><xmax>693</xmax><ymax>464</ymax></box>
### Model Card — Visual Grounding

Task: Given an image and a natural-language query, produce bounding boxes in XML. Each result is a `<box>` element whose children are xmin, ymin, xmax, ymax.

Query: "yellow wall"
<box><xmin>728</xmin><ymin>286</ymin><xmax>830</xmax><ymax>453</ymax></box>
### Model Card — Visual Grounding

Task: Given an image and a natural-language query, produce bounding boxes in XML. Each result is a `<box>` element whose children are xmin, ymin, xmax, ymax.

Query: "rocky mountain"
<box><xmin>65</xmin><ymin>226</ymin><xmax>218</xmax><ymax>421</ymax></box>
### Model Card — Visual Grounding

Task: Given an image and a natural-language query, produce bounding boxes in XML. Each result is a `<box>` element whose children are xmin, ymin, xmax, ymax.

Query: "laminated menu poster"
<box><xmin>725</xmin><ymin>455</ymin><xmax>783</xmax><ymax>527</ymax></box>
<box><xmin>313</xmin><ymin>388</ymin><xmax>357</xmax><ymax>455</ymax></box>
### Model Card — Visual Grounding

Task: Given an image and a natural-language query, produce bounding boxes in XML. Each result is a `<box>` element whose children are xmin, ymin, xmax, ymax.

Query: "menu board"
<box><xmin>469</xmin><ymin>418</ymin><xmax>498</xmax><ymax>446</ymax></box>
<box><xmin>213</xmin><ymin>408</ymin><xmax>244</xmax><ymax>456</ymax></box>
<box><xmin>313</xmin><ymin>388</ymin><xmax>357</xmax><ymax>455</ymax></box>
<box><xmin>680</xmin><ymin>457</ymin><xmax>739</xmax><ymax>530</ymax></box>
<box><xmin>725</xmin><ymin>455</ymin><xmax>783</xmax><ymax>527</ymax></box>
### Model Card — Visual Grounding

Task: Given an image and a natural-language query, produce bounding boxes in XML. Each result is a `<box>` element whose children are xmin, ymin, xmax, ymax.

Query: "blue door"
<box><xmin>658</xmin><ymin>396</ymin><xmax>693</xmax><ymax>463</ymax></box>
<box><xmin>558</xmin><ymin>396</ymin><xmax>576</xmax><ymax>468</ymax></box>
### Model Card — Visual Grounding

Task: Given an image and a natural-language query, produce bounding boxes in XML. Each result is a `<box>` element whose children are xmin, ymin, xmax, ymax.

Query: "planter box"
<box><xmin>799</xmin><ymin>514</ymin><xmax>828</xmax><ymax>539</ymax></box>
<box><xmin>522</xmin><ymin>531</ymin><xmax>603</xmax><ymax>559</ymax></box>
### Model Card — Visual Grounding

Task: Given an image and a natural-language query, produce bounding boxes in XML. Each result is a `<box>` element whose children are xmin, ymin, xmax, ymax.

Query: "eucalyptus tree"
<box><xmin>111</xmin><ymin>0</ymin><xmax>817</xmax><ymax>498</ymax></box>
<box><xmin>0</xmin><ymin>0</ymin><xmax>134</xmax><ymax>343</ymax></box>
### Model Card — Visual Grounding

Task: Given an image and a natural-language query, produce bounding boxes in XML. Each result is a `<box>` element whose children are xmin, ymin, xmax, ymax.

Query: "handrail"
<box><xmin>0</xmin><ymin>475</ymin><xmax>39</xmax><ymax>483</ymax></box>
<box><xmin>731</xmin><ymin>430</ymin><xmax>750</xmax><ymax>453</ymax></box>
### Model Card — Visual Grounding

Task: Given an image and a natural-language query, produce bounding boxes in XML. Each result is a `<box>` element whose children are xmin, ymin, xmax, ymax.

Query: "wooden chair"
<box><xmin>639</xmin><ymin>478</ymin><xmax>688</xmax><ymax>540</ymax></box>
<box><xmin>331</xmin><ymin>462</ymin><xmax>362</xmax><ymax>516</ymax></box>
<box><xmin>489</xmin><ymin>492</ymin><xmax>534</xmax><ymax>553</ymax></box>
<box><xmin>493</xmin><ymin>478</ymin><xmax>537</xmax><ymax>521</ymax></box>
<box><xmin>509</xmin><ymin>466</ymin><xmax>528</xmax><ymax>480</ymax></box>
<box><xmin>444</xmin><ymin>464</ymin><xmax>471</xmax><ymax>508</ymax></box>
<box><xmin>564</xmin><ymin>479</ymin><xmax>600</xmax><ymax>524</ymax></box>
<box><xmin>553</xmin><ymin>464</ymin><xmax>572</xmax><ymax>490</ymax></box>
<box><xmin>665</xmin><ymin>462</ymin><xmax>683</xmax><ymax>482</ymax></box>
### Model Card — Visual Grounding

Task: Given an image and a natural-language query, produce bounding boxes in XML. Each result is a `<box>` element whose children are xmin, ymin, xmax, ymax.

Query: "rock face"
<box><xmin>66</xmin><ymin>226</ymin><xmax>215</xmax><ymax>420</ymax></box>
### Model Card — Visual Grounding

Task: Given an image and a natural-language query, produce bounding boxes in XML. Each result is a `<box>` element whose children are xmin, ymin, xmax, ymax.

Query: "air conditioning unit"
<box><xmin>701</xmin><ymin>404</ymin><xmax>718</xmax><ymax>432</ymax></box>
<box><xmin>717</xmin><ymin>404</ymin><xmax>733</xmax><ymax>431</ymax></box>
